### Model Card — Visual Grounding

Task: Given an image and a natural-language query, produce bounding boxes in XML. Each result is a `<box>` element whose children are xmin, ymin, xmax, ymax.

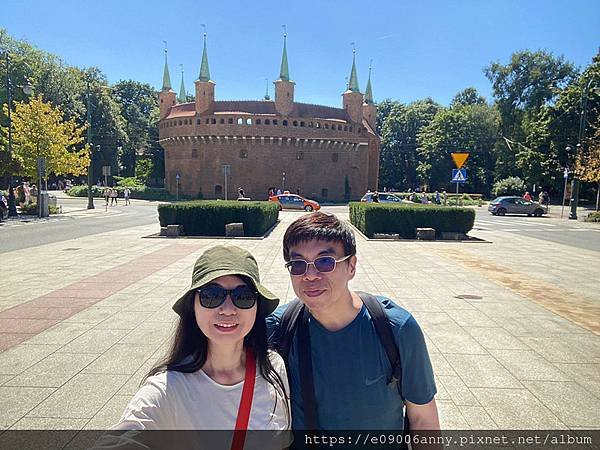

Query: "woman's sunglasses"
<box><xmin>197</xmin><ymin>284</ymin><xmax>257</xmax><ymax>309</ymax></box>
<box><xmin>285</xmin><ymin>254</ymin><xmax>352</xmax><ymax>276</ymax></box>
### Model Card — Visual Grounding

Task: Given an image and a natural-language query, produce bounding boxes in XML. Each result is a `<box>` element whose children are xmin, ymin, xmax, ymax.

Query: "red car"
<box><xmin>268</xmin><ymin>192</ymin><xmax>320</xmax><ymax>211</ymax></box>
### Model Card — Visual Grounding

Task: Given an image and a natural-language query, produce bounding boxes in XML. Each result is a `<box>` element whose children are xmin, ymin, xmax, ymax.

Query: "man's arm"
<box><xmin>406</xmin><ymin>398</ymin><xmax>440</xmax><ymax>429</ymax></box>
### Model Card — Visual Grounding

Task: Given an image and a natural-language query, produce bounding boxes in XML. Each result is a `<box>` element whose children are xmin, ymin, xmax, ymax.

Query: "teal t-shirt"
<box><xmin>266</xmin><ymin>296</ymin><xmax>437</xmax><ymax>430</ymax></box>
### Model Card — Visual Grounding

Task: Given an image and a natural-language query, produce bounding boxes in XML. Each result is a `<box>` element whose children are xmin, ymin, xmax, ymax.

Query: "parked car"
<box><xmin>360</xmin><ymin>192</ymin><xmax>404</xmax><ymax>203</ymax></box>
<box><xmin>268</xmin><ymin>192</ymin><xmax>320</xmax><ymax>211</ymax></box>
<box><xmin>488</xmin><ymin>196</ymin><xmax>545</xmax><ymax>216</ymax></box>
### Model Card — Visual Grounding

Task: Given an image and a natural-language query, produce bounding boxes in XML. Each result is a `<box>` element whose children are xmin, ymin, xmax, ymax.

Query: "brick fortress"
<box><xmin>158</xmin><ymin>34</ymin><xmax>380</xmax><ymax>201</ymax></box>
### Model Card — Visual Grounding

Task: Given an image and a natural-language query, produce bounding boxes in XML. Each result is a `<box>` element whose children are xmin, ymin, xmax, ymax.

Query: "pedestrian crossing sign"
<box><xmin>452</xmin><ymin>169</ymin><xmax>467</xmax><ymax>183</ymax></box>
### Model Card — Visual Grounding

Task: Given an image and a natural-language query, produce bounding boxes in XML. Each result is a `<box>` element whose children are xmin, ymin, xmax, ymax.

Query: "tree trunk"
<box><xmin>596</xmin><ymin>182</ymin><xmax>599</xmax><ymax>211</ymax></box>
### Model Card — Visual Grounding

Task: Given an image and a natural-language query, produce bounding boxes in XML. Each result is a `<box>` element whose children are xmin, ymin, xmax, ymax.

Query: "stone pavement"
<box><xmin>0</xmin><ymin>207</ymin><xmax>599</xmax><ymax>432</ymax></box>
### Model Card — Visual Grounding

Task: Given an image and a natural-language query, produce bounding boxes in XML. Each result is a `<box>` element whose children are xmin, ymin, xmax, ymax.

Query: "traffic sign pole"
<box><xmin>561</xmin><ymin>168</ymin><xmax>568</xmax><ymax>219</ymax></box>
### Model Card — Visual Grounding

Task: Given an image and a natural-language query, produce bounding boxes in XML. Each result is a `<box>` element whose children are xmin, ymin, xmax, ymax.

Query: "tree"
<box><xmin>378</xmin><ymin>98</ymin><xmax>442</xmax><ymax>190</ymax></box>
<box><xmin>417</xmin><ymin>99</ymin><xmax>500</xmax><ymax>194</ymax></box>
<box><xmin>3</xmin><ymin>95</ymin><xmax>90</xmax><ymax>180</ymax></box>
<box><xmin>451</xmin><ymin>87</ymin><xmax>486</xmax><ymax>107</ymax></box>
<box><xmin>576</xmin><ymin>115</ymin><xmax>600</xmax><ymax>210</ymax></box>
<box><xmin>112</xmin><ymin>80</ymin><xmax>159</xmax><ymax>176</ymax></box>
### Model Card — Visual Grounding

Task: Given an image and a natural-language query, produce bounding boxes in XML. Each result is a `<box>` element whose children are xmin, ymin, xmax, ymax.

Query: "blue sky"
<box><xmin>2</xmin><ymin>0</ymin><xmax>599</xmax><ymax>107</ymax></box>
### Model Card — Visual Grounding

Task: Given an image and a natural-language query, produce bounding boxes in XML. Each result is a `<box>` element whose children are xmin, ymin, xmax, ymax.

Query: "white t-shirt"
<box><xmin>114</xmin><ymin>351</ymin><xmax>290</xmax><ymax>431</ymax></box>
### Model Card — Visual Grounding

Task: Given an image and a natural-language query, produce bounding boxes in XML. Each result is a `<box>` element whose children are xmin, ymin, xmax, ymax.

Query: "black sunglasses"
<box><xmin>285</xmin><ymin>254</ymin><xmax>352</xmax><ymax>276</ymax></box>
<box><xmin>197</xmin><ymin>284</ymin><xmax>258</xmax><ymax>309</ymax></box>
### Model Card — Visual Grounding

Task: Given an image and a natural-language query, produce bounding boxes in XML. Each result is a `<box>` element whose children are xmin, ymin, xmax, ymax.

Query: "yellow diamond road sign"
<box><xmin>451</xmin><ymin>152</ymin><xmax>469</xmax><ymax>169</ymax></box>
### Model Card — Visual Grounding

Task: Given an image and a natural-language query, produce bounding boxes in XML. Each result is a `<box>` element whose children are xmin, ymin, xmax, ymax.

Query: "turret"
<box><xmin>159</xmin><ymin>47</ymin><xmax>176</xmax><ymax>120</ymax></box>
<box><xmin>274</xmin><ymin>32</ymin><xmax>295</xmax><ymax>116</ymax></box>
<box><xmin>362</xmin><ymin>63</ymin><xmax>376</xmax><ymax>129</ymax></box>
<box><xmin>195</xmin><ymin>32</ymin><xmax>215</xmax><ymax>114</ymax></box>
<box><xmin>342</xmin><ymin>48</ymin><xmax>363</xmax><ymax>124</ymax></box>
<box><xmin>178</xmin><ymin>64</ymin><xmax>187</xmax><ymax>103</ymax></box>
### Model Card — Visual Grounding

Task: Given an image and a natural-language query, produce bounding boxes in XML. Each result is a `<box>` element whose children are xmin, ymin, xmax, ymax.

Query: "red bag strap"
<box><xmin>231</xmin><ymin>347</ymin><xmax>256</xmax><ymax>450</ymax></box>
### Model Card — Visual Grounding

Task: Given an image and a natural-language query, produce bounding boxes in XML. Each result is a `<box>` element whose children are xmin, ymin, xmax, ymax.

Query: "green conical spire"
<box><xmin>364</xmin><ymin>63</ymin><xmax>373</xmax><ymax>104</ymax></box>
<box><xmin>199</xmin><ymin>33</ymin><xmax>211</xmax><ymax>82</ymax></box>
<box><xmin>162</xmin><ymin>46</ymin><xmax>172</xmax><ymax>91</ymax></box>
<box><xmin>279</xmin><ymin>31</ymin><xmax>290</xmax><ymax>81</ymax></box>
<box><xmin>348</xmin><ymin>48</ymin><xmax>360</xmax><ymax>93</ymax></box>
<box><xmin>178</xmin><ymin>65</ymin><xmax>186</xmax><ymax>102</ymax></box>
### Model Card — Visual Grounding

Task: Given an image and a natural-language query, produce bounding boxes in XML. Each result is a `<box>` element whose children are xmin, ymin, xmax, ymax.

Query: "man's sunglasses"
<box><xmin>196</xmin><ymin>284</ymin><xmax>257</xmax><ymax>309</ymax></box>
<box><xmin>285</xmin><ymin>254</ymin><xmax>353</xmax><ymax>276</ymax></box>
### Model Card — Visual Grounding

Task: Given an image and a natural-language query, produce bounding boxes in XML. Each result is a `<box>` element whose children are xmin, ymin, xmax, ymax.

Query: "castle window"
<box><xmin>265</xmin><ymin>119</ymin><xmax>270</xmax><ymax>125</ymax></box>
<box><xmin>215</xmin><ymin>185</ymin><xmax>223</xmax><ymax>195</ymax></box>
<box><xmin>344</xmin><ymin>126</ymin><xmax>348</xmax><ymax>131</ymax></box>
<box><xmin>239</xmin><ymin>149</ymin><xmax>248</xmax><ymax>159</ymax></box>
<box><xmin>273</xmin><ymin>119</ymin><xmax>278</xmax><ymax>125</ymax></box>
<box><xmin>192</xmin><ymin>149</ymin><xmax>198</xmax><ymax>158</ymax></box>
<box><xmin>321</xmin><ymin>188</ymin><xmax>328</xmax><ymax>198</ymax></box>
<box><xmin>358</xmin><ymin>127</ymin><xmax>362</xmax><ymax>133</ymax></box>
<box><xmin>178</xmin><ymin>120</ymin><xmax>182</xmax><ymax>126</ymax></box>
<box><xmin>205</xmin><ymin>118</ymin><xmax>210</xmax><ymax>124</ymax></box>
<box><xmin>220</xmin><ymin>118</ymin><xmax>225</xmax><ymax>124</ymax></box>
<box><xmin>349</xmin><ymin>126</ymin><xmax>353</xmax><ymax>132</ymax></box>
<box><xmin>296</xmin><ymin>151</ymin><xmax>304</xmax><ymax>160</ymax></box>
<box><xmin>300</xmin><ymin>121</ymin><xmax>305</xmax><ymax>127</ymax></box>
<box><xmin>332</xmin><ymin>153</ymin><xmax>339</xmax><ymax>162</ymax></box>
<box><xmin>197</xmin><ymin>119</ymin><xmax>201</xmax><ymax>125</ymax></box>
<box><xmin>283</xmin><ymin>120</ymin><xmax>288</xmax><ymax>126</ymax></box>
<box><xmin>293</xmin><ymin>121</ymin><xmax>298</xmax><ymax>127</ymax></box>
<box><xmin>228</xmin><ymin>118</ymin><xmax>234</xmax><ymax>124</ymax></box>
<box><xmin>324</xmin><ymin>124</ymin><xmax>329</xmax><ymax>129</ymax></box>
<box><xmin>211</xmin><ymin>118</ymin><xmax>216</xmax><ymax>124</ymax></box>
<box><xmin>160</xmin><ymin>98</ymin><xmax>163</xmax><ymax>104</ymax></box>
<box><xmin>256</xmin><ymin>119</ymin><xmax>261</xmax><ymax>125</ymax></box>
<box><xmin>246</xmin><ymin>118</ymin><xmax>252</xmax><ymax>125</ymax></box>
<box><xmin>338</xmin><ymin>125</ymin><xmax>343</xmax><ymax>131</ymax></box>
<box><xmin>316</xmin><ymin>122</ymin><xmax>321</xmax><ymax>128</ymax></box>
<box><xmin>237</xmin><ymin>118</ymin><xmax>243</xmax><ymax>125</ymax></box>
<box><xmin>308</xmin><ymin>122</ymin><xmax>313</xmax><ymax>128</ymax></box>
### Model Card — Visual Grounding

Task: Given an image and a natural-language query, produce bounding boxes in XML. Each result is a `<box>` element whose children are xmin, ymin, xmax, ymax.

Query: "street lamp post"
<box><xmin>3</xmin><ymin>51</ymin><xmax>33</xmax><ymax>217</ymax></box>
<box><xmin>569</xmin><ymin>78</ymin><xmax>599</xmax><ymax>220</ymax></box>
<box><xmin>86</xmin><ymin>77</ymin><xmax>95</xmax><ymax>209</ymax></box>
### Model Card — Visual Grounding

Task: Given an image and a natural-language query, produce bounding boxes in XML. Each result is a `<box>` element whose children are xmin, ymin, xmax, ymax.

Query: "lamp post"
<box><xmin>4</xmin><ymin>50</ymin><xmax>33</xmax><ymax>216</ymax></box>
<box><xmin>86</xmin><ymin>76</ymin><xmax>95</xmax><ymax>209</ymax></box>
<box><xmin>569</xmin><ymin>78</ymin><xmax>599</xmax><ymax>220</ymax></box>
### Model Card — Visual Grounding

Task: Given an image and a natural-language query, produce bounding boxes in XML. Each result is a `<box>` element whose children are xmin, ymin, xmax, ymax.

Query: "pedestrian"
<box><xmin>0</xmin><ymin>193</ymin><xmax>7</xmax><ymax>222</ymax></box>
<box><xmin>238</xmin><ymin>187</ymin><xmax>245</xmax><ymax>199</ymax></box>
<box><xmin>523</xmin><ymin>191</ymin><xmax>532</xmax><ymax>202</ymax></box>
<box><xmin>268</xmin><ymin>213</ymin><xmax>439</xmax><ymax>431</ymax></box>
<box><xmin>103</xmin><ymin>187</ymin><xmax>110</xmax><ymax>207</ymax></box>
<box><xmin>112</xmin><ymin>246</ymin><xmax>290</xmax><ymax>439</ymax></box>
<box><xmin>371</xmin><ymin>191</ymin><xmax>380</xmax><ymax>202</ymax></box>
<box><xmin>276</xmin><ymin>188</ymin><xmax>282</xmax><ymax>195</ymax></box>
<box><xmin>123</xmin><ymin>187</ymin><xmax>131</xmax><ymax>206</ymax></box>
<box><xmin>442</xmin><ymin>190</ymin><xmax>448</xmax><ymax>206</ymax></box>
<box><xmin>435</xmin><ymin>190</ymin><xmax>441</xmax><ymax>205</ymax></box>
<box><xmin>296</xmin><ymin>187</ymin><xmax>301</xmax><ymax>196</ymax></box>
<box><xmin>30</xmin><ymin>184</ymin><xmax>38</xmax><ymax>199</ymax></box>
<box><xmin>421</xmin><ymin>192</ymin><xmax>428</xmax><ymax>204</ymax></box>
<box><xmin>110</xmin><ymin>188</ymin><xmax>118</xmax><ymax>206</ymax></box>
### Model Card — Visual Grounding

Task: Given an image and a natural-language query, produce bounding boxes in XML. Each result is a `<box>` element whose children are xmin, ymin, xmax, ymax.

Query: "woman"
<box><xmin>113</xmin><ymin>245</ymin><xmax>290</xmax><ymax>446</ymax></box>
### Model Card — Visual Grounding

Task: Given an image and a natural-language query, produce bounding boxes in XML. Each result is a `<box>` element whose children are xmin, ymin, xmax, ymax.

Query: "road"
<box><xmin>472</xmin><ymin>207</ymin><xmax>600</xmax><ymax>252</ymax></box>
<box><xmin>0</xmin><ymin>193</ymin><xmax>159</xmax><ymax>253</ymax></box>
<box><xmin>2</xmin><ymin>196</ymin><xmax>599</xmax><ymax>253</ymax></box>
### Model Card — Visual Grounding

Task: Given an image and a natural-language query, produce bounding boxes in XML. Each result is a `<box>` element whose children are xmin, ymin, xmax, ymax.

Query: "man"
<box><xmin>267</xmin><ymin>212</ymin><xmax>439</xmax><ymax>431</ymax></box>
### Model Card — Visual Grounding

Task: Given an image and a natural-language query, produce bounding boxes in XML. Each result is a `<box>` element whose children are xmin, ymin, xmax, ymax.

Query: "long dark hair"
<box><xmin>146</xmin><ymin>276</ymin><xmax>290</xmax><ymax>422</ymax></box>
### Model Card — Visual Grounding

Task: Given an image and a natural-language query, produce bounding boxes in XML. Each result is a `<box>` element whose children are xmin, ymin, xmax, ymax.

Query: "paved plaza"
<box><xmin>0</xmin><ymin>206</ymin><xmax>599</xmax><ymax>432</ymax></box>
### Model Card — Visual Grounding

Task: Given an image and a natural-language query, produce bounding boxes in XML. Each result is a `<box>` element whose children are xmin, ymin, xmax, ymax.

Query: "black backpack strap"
<box><xmin>297</xmin><ymin>306</ymin><xmax>319</xmax><ymax>430</ymax></box>
<box><xmin>274</xmin><ymin>298</ymin><xmax>304</xmax><ymax>362</ymax></box>
<box><xmin>358</xmin><ymin>291</ymin><xmax>411</xmax><ymax>437</ymax></box>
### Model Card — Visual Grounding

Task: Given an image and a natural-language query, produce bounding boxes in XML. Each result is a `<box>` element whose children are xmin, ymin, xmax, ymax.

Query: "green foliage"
<box><xmin>67</xmin><ymin>185</ymin><xmax>104</xmax><ymax>198</ymax></box>
<box><xmin>378</xmin><ymin>98</ymin><xmax>442</xmax><ymax>190</ymax></box>
<box><xmin>349</xmin><ymin>202</ymin><xmax>475</xmax><ymax>238</ymax></box>
<box><xmin>19</xmin><ymin>203</ymin><xmax>60</xmax><ymax>215</ymax></box>
<box><xmin>451</xmin><ymin>87</ymin><xmax>487</xmax><ymax>107</ymax></box>
<box><xmin>491</xmin><ymin>176</ymin><xmax>526</xmax><ymax>197</ymax></box>
<box><xmin>157</xmin><ymin>201</ymin><xmax>279</xmax><ymax>236</ymax></box>
<box><xmin>113</xmin><ymin>176</ymin><xmax>144</xmax><ymax>188</ymax></box>
<box><xmin>135</xmin><ymin>159</ymin><xmax>153</xmax><ymax>185</ymax></box>
<box><xmin>585</xmin><ymin>211</ymin><xmax>600</xmax><ymax>222</ymax></box>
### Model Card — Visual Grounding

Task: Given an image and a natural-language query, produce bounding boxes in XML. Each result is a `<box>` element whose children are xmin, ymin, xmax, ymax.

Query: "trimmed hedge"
<box><xmin>158</xmin><ymin>200</ymin><xmax>279</xmax><ymax>236</ymax></box>
<box><xmin>68</xmin><ymin>185</ymin><xmax>185</xmax><ymax>201</ymax></box>
<box><xmin>349</xmin><ymin>202</ymin><xmax>475</xmax><ymax>238</ymax></box>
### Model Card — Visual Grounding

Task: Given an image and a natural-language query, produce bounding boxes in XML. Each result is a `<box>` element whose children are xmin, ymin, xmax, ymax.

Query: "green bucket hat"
<box><xmin>173</xmin><ymin>245</ymin><xmax>279</xmax><ymax>316</ymax></box>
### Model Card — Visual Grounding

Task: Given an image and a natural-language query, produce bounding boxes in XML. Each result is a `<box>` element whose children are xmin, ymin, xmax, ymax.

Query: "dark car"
<box><xmin>488</xmin><ymin>196</ymin><xmax>545</xmax><ymax>216</ymax></box>
<box><xmin>360</xmin><ymin>192</ymin><xmax>404</xmax><ymax>203</ymax></box>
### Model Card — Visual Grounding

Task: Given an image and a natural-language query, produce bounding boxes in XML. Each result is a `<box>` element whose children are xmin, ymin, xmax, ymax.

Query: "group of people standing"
<box><xmin>102</xmin><ymin>212</ymin><xmax>439</xmax><ymax>449</ymax></box>
<box><xmin>102</xmin><ymin>187</ymin><xmax>131</xmax><ymax>206</ymax></box>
